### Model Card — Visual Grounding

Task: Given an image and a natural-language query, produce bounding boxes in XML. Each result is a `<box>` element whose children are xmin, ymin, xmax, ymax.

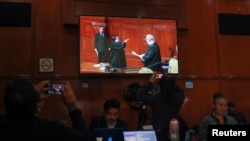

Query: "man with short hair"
<box><xmin>227</xmin><ymin>102</ymin><xmax>249</xmax><ymax>124</ymax></box>
<box><xmin>94</xmin><ymin>26</ymin><xmax>110</xmax><ymax>63</ymax></box>
<box><xmin>89</xmin><ymin>98</ymin><xmax>129</xmax><ymax>129</ymax></box>
<box><xmin>88</xmin><ymin>98</ymin><xmax>128</xmax><ymax>141</ymax></box>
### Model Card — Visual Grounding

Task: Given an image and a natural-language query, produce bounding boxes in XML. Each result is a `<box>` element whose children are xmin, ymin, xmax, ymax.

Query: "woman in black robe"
<box><xmin>110</xmin><ymin>36</ymin><xmax>129</xmax><ymax>68</ymax></box>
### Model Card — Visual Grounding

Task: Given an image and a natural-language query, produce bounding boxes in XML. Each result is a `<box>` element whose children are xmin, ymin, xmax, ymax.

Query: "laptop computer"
<box><xmin>123</xmin><ymin>130</ymin><xmax>157</xmax><ymax>141</ymax></box>
<box><xmin>92</xmin><ymin>128</ymin><xmax>128</xmax><ymax>141</ymax></box>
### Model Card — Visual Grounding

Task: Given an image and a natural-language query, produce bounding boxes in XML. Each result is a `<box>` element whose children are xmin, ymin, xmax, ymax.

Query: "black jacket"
<box><xmin>89</xmin><ymin>116</ymin><xmax>128</xmax><ymax>141</ymax></box>
<box><xmin>142</xmin><ymin>42</ymin><xmax>162</xmax><ymax>71</ymax></box>
<box><xmin>89</xmin><ymin>116</ymin><xmax>128</xmax><ymax>130</ymax></box>
<box><xmin>137</xmin><ymin>81</ymin><xmax>185</xmax><ymax>141</ymax></box>
<box><xmin>0</xmin><ymin>110</ymin><xmax>90</xmax><ymax>141</ymax></box>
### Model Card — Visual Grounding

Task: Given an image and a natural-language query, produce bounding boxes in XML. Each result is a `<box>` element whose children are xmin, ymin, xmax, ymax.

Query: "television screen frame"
<box><xmin>79</xmin><ymin>15</ymin><xmax>179</xmax><ymax>76</ymax></box>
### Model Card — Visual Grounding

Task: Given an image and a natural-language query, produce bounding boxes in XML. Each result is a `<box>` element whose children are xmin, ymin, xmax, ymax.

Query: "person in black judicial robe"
<box><xmin>142</xmin><ymin>34</ymin><xmax>162</xmax><ymax>71</ymax></box>
<box><xmin>94</xmin><ymin>26</ymin><xmax>110</xmax><ymax>63</ymax></box>
<box><xmin>132</xmin><ymin>34</ymin><xmax>162</xmax><ymax>71</ymax></box>
<box><xmin>110</xmin><ymin>36</ymin><xmax>129</xmax><ymax>68</ymax></box>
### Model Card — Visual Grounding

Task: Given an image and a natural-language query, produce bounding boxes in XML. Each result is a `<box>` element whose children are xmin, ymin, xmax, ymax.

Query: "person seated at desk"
<box><xmin>89</xmin><ymin>98</ymin><xmax>129</xmax><ymax>129</ymax></box>
<box><xmin>227</xmin><ymin>102</ymin><xmax>249</xmax><ymax>124</ymax></box>
<box><xmin>198</xmin><ymin>93</ymin><xmax>237</xmax><ymax>141</ymax></box>
<box><xmin>89</xmin><ymin>98</ymin><xmax>128</xmax><ymax>141</ymax></box>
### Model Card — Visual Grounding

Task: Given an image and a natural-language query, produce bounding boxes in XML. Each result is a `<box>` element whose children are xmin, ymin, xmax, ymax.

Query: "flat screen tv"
<box><xmin>79</xmin><ymin>16</ymin><xmax>179</xmax><ymax>75</ymax></box>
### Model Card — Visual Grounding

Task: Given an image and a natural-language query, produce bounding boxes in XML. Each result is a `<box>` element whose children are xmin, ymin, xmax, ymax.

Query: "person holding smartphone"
<box><xmin>0</xmin><ymin>78</ymin><xmax>90</xmax><ymax>141</ymax></box>
<box><xmin>135</xmin><ymin>73</ymin><xmax>186</xmax><ymax>141</ymax></box>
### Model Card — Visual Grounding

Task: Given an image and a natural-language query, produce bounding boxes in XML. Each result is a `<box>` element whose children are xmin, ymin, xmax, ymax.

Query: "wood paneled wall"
<box><xmin>0</xmin><ymin>0</ymin><xmax>250</xmax><ymax>130</ymax></box>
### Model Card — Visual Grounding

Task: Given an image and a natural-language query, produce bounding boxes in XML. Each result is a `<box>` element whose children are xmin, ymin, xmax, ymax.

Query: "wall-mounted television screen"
<box><xmin>79</xmin><ymin>16</ymin><xmax>179</xmax><ymax>75</ymax></box>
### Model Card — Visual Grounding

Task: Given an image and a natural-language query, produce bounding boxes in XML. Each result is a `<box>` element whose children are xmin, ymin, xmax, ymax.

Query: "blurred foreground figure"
<box><xmin>0</xmin><ymin>78</ymin><xmax>90</xmax><ymax>141</ymax></box>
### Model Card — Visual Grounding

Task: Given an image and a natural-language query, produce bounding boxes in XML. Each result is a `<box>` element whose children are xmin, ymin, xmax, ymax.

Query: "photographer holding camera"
<box><xmin>133</xmin><ymin>73</ymin><xmax>185</xmax><ymax>141</ymax></box>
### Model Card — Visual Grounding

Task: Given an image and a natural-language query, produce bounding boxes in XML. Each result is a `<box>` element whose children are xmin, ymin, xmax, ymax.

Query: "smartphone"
<box><xmin>47</xmin><ymin>82</ymin><xmax>64</xmax><ymax>94</ymax></box>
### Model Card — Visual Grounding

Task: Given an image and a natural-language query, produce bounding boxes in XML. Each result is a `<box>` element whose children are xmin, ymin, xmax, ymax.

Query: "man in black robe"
<box><xmin>132</xmin><ymin>34</ymin><xmax>162</xmax><ymax>71</ymax></box>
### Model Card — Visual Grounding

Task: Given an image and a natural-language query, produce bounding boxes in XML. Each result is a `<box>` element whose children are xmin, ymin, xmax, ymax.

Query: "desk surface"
<box><xmin>80</xmin><ymin>62</ymin><xmax>140</xmax><ymax>74</ymax></box>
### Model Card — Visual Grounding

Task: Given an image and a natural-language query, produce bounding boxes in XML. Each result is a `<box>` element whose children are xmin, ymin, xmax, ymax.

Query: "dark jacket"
<box><xmin>89</xmin><ymin>116</ymin><xmax>129</xmax><ymax>130</ymax></box>
<box><xmin>89</xmin><ymin>116</ymin><xmax>129</xmax><ymax>141</ymax></box>
<box><xmin>110</xmin><ymin>42</ymin><xmax>127</xmax><ymax>68</ymax></box>
<box><xmin>94</xmin><ymin>33</ymin><xmax>110</xmax><ymax>52</ymax></box>
<box><xmin>137</xmin><ymin>81</ymin><xmax>185</xmax><ymax>141</ymax></box>
<box><xmin>0</xmin><ymin>110</ymin><xmax>90</xmax><ymax>141</ymax></box>
<box><xmin>142</xmin><ymin>42</ymin><xmax>162</xmax><ymax>71</ymax></box>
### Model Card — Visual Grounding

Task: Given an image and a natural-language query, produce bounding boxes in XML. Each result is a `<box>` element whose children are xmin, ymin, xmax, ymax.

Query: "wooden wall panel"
<box><xmin>63</xmin><ymin>0</ymin><xmax>77</xmax><ymax>24</ymax></box>
<box><xmin>217</xmin><ymin>0</ymin><xmax>250</xmax><ymax>14</ymax></box>
<box><xmin>63</xmin><ymin>0</ymin><xmax>188</xmax><ymax>29</ymax></box>
<box><xmin>216</xmin><ymin>1</ymin><xmax>250</xmax><ymax>76</ymax></box>
<box><xmin>180</xmin><ymin>0</ymin><xmax>218</xmax><ymax>76</ymax></box>
<box><xmin>178</xmin><ymin>80</ymin><xmax>220</xmax><ymax>128</ymax></box>
<box><xmin>0</xmin><ymin>27</ymin><xmax>32</xmax><ymax>75</ymax></box>
<box><xmin>218</xmin><ymin>35</ymin><xmax>250</xmax><ymax>76</ymax></box>
<box><xmin>119</xmin><ymin>26</ymin><xmax>142</xmax><ymax>68</ymax></box>
<box><xmin>0</xmin><ymin>0</ymin><xmax>31</xmax><ymax>2</ymax></box>
<box><xmin>1</xmin><ymin>0</ymin><xmax>250</xmax><ymax>131</ymax></box>
<box><xmin>221</xmin><ymin>80</ymin><xmax>250</xmax><ymax>119</ymax></box>
<box><xmin>30</xmin><ymin>0</ymin><xmax>80</xmax><ymax>76</ymax></box>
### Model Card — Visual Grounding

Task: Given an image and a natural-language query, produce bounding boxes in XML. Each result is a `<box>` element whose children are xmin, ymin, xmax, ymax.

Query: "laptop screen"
<box><xmin>123</xmin><ymin>130</ymin><xmax>157</xmax><ymax>141</ymax></box>
<box><xmin>92</xmin><ymin>128</ymin><xmax>128</xmax><ymax>141</ymax></box>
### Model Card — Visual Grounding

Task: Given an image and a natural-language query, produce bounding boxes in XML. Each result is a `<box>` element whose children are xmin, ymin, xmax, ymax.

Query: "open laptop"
<box><xmin>123</xmin><ymin>130</ymin><xmax>157</xmax><ymax>141</ymax></box>
<box><xmin>92</xmin><ymin>128</ymin><xmax>128</xmax><ymax>141</ymax></box>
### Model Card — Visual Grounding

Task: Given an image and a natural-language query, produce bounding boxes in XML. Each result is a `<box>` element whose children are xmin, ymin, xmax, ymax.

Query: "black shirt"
<box><xmin>0</xmin><ymin>110</ymin><xmax>90</xmax><ymax>141</ymax></box>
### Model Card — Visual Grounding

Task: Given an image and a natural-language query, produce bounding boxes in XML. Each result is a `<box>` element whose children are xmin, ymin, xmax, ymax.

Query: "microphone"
<box><xmin>146</xmin><ymin>61</ymin><xmax>162</xmax><ymax>68</ymax></box>
<box><xmin>145</xmin><ymin>61</ymin><xmax>171</xmax><ymax>75</ymax></box>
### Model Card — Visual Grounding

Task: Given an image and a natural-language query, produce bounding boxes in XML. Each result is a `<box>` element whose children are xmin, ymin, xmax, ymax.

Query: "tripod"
<box><xmin>137</xmin><ymin>104</ymin><xmax>151</xmax><ymax>130</ymax></box>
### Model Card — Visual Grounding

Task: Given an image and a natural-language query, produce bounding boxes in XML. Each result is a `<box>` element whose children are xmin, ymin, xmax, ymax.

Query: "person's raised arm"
<box><xmin>61</xmin><ymin>81</ymin><xmax>78</xmax><ymax>111</ymax></box>
<box><xmin>123</xmin><ymin>39</ymin><xmax>129</xmax><ymax>42</ymax></box>
<box><xmin>62</xmin><ymin>81</ymin><xmax>90</xmax><ymax>140</ymax></box>
<box><xmin>36</xmin><ymin>80</ymin><xmax>49</xmax><ymax>100</ymax></box>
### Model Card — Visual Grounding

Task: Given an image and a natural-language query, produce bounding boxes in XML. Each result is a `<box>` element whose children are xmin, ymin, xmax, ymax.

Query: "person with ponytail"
<box><xmin>197</xmin><ymin>92</ymin><xmax>237</xmax><ymax>141</ymax></box>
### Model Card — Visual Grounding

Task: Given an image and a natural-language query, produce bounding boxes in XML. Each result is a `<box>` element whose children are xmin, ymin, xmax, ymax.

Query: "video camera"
<box><xmin>123</xmin><ymin>82</ymin><xmax>142</xmax><ymax>102</ymax></box>
<box><xmin>123</xmin><ymin>81</ymin><xmax>159</xmax><ymax>103</ymax></box>
<box><xmin>124</xmin><ymin>81</ymin><xmax>156</xmax><ymax>129</ymax></box>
